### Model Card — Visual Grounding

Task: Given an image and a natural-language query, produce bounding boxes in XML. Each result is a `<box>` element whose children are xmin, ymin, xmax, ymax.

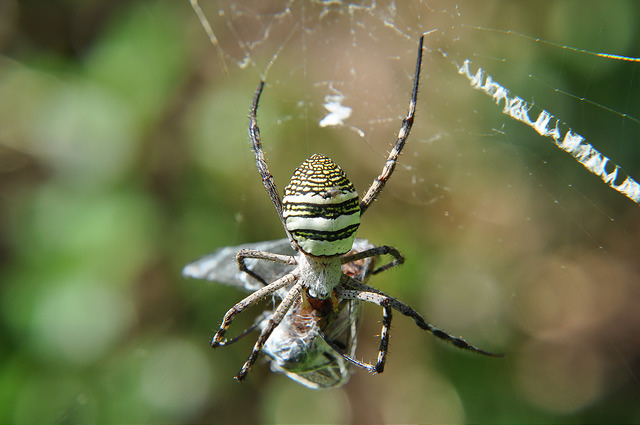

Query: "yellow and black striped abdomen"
<box><xmin>283</xmin><ymin>154</ymin><xmax>361</xmax><ymax>256</ymax></box>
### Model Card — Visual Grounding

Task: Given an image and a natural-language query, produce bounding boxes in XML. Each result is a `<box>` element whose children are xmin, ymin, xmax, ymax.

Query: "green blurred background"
<box><xmin>1</xmin><ymin>0</ymin><xmax>638</xmax><ymax>422</ymax></box>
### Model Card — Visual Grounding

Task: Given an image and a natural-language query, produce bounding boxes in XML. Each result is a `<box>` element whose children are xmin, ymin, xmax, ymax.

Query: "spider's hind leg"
<box><xmin>359</xmin><ymin>34</ymin><xmax>426</xmax><ymax>215</ymax></box>
<box><xmin>248</xmin><ymin>81</ymin><xmax>296</xmax><ymax>247</ymax></box>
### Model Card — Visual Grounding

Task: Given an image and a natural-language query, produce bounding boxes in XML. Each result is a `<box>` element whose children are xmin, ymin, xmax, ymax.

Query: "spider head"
<box><xmin>282</xmin><ymin>154</ymin><xmax>361</xmax><ymax>257</ymax></box>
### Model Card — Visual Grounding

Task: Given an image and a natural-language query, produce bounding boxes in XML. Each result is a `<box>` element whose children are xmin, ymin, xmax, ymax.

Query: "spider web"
<box><xmin>189</xmin><ymin>1</ymin><xmax>639</xmax><ymax>422</ymax></box>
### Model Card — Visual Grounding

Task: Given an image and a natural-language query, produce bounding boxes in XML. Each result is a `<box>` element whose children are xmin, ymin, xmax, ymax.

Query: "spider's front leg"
<box><xmin>320</xmin><ymin>295</ymin><xmax>393</xmax><ymax>374</ymax></box>
<box><xmin>235</xmin><ymin>281</ymin><xmax>303</xmax><ymax>381</ymax></box>
<box><xmin>211</xmin><ymin>272</ymin><xmax>298</xmax><ymax>347</ymax></box>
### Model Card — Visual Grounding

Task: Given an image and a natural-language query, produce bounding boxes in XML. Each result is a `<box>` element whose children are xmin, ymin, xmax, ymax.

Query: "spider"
<box><xmin>198</xmin><ymin>34</ymin><xmax>501</xmax><ymax>383</ymax></box>
<box><xmin>184</xmin><ymin>237</ymin><xmax>379</xmax><ymax>388</ymax></box>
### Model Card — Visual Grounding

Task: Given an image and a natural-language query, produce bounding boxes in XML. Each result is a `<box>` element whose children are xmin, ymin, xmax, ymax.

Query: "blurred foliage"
<box><xmin>0</xmin><ymin>0</ymin><xmax>638</xmax><ymax>423</ymax></box>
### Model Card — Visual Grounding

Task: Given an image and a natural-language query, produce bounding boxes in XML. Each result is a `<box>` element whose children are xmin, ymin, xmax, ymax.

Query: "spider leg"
<box><xmin>235</xmin><ymin>281</ymin><xmax>304</xmax><ymax>381</ymax></box>
<box><xmin>320</xmin><ymin>333</ymin><xmax>375</xmax><ymax>372</ymax></box>
<box><xmin>237</xmin><ymin>249</ymin><xmax>297</xmax><ymax>286</ymax></box>
<box><xmin>249</xmin><ymin>81</ymin><xmax>297</xmax><ymax>247</ymax></box>
<box><xmin>359</xmin><ymin>34</ymin><xmax>425</xmax><ymax>215</ymax></box>
<box><xmin>211</xmin><ymin>272</ymin><xmax>299</xmax><ymax>347</ymax></box>
<box><xmin>327</xmin><ymin>293</ymin><xmax>392</xmax><ymax>373</ymax></box>
<box><xmin>339</xmin><ymin>276</ymin><xmax>503</xmax><ymax>357</ymax></box>
<box><xmin>341</xmin><ymin>245</ymin><xmax>405</xmax><ymax>275</ymax></box>
<box><xmin>374</xmin><ymin>298</ymin><xmax>392</xmax><ymax>372</ymax></box>
<box><xmin>214</xmin><ymin>318</ymin><xmax>261</xmax><ymax>347</ymax></box>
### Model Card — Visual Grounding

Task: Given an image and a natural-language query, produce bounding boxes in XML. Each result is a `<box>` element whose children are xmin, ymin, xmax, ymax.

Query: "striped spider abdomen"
<box><xmin>283</xmin><ymin>154</ymin><xmax>361</xmax><ymax>257</ymax></box>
